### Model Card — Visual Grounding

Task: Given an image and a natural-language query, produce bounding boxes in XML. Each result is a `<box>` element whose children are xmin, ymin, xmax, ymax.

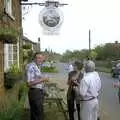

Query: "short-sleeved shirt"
<box><xmin>80</xmin><ymin>71</ymin><xmax>101</xmax><ymax>100</ymax></box>
<box><xmin>26</xmin><ymin>62</ymin><xmax>44</xmax><ymax>89</ymax></box>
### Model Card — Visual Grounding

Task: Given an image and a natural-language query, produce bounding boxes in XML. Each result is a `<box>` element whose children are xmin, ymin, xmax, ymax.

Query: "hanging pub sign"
<box><xmin>39</xmin><ymin>2</ymin><xmax>64</xmax><ymax>35</ymax></box>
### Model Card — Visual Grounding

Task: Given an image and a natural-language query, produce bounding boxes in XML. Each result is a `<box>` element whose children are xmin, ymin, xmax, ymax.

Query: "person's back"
<box><xmin>80</xmin><ymin>60</ymin><xmax>101</xmax><ymax>120</ymax></box>
<box><xmin>83</xmin><ymin>71</ymin><xmax>101</xmax><ymax>99</ymax></box>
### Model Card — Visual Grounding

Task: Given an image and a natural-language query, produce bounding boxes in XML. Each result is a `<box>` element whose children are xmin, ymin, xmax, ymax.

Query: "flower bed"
<box><xmin>41</xmin><ymin>66</ymin><xmax>58</xmax><ymax>73</ymax></box>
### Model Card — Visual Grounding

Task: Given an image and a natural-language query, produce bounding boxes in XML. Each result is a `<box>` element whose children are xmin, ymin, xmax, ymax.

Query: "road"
<box><xmin>99</xmin><ymin>72</ymin><xmax>120</xmax><ymax>120</ymax></box>
<box><xmin>55</xmin><ymin>63</ymin><xmax>120</xmax><ymax>120</ymax></box>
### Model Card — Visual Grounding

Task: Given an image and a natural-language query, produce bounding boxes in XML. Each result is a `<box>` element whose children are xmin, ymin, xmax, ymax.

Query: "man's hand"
<box><xmin>72</xmin><ymin>80</ymin><xmax>79</xmax><ymax>86</ymax></box>
<box><xmin>27</xmin><ymin>77</ymin><xmax>49</xmax><ymax>87</ymax></box>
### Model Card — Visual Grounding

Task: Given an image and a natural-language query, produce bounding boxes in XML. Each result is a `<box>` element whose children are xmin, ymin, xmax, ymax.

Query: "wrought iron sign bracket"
<box><xmin>20</xmin><ymin>1</ymin><xmax>68</xmax><ymax>7</ymax></box>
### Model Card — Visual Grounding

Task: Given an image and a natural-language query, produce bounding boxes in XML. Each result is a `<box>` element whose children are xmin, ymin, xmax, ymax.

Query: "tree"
<box><xmin>94</xmin><ymin>43</ymin><xmax>120</xmax><ymax>60</ymax></box>
<box><xmin>61</xmin><ymin>49</ymin><xmax>89</xmax><ymax>62</ymax></box>
<box><xmin>90</xmin><ymin>51</ymin><xmax>98</xmax><ymax>60</ymax></box>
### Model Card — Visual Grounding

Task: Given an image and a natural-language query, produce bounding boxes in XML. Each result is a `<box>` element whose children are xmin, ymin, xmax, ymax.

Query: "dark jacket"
<box><xmin>67</xmin><ymin>71</ymin><xmax>83</xmax><ymax>100</ymax></box>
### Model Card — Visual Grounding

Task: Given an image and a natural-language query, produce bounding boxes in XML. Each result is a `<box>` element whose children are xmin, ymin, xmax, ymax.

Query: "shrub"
<box><xmin>0</xmin><ymin>102</ymin><xmax>22</xmax><ymax>120</ymax></box>
<box><xmin>41</xmin><ymin>66</ymin><xmax>58</xmax><ymax>73</ymax></box>
<box><xmin>95</xmin><ymin>60</ymin><xmax>112</xmax><ymax>68</ymax></box>
<box><xmin>0</xmin><ymin>82</ymin><xmax>27</xmax><ymax>120</ymax></box>
<box><xmin>4</xmin><ymin>64</ymin><xmax>22</xmax><ymax>89</ymax></box>
<box><xmin>22</xmin><ymin>44</ymin><xmax>32</xmax><ymax>49</ymax></box>
<box><xmin>18</xmin><ymin>82</ymin><xmax>28</xmax><ymax>101</ymax></box>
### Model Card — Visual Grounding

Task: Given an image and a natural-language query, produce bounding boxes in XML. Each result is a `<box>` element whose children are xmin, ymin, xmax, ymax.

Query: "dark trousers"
<box><xmin>67</xmin><ymin>91</ymin><xmax>81</xmax><ymax>120</ymax></box>
<box><xmin>28</xmin><ymin>88</ymin><xmax>44</xmax><ymax>120</ymax></box>
<box><xmin>76</xmin><ymin>104</ymin><xmax>80</xmax><ymax>120</ymax></box>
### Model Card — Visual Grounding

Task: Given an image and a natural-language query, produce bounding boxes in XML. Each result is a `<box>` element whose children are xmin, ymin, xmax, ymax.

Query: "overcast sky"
<box><xmin>22</xmin><ymin>0</ymin><xmax>120</xmax><ymax>54</ymax></box>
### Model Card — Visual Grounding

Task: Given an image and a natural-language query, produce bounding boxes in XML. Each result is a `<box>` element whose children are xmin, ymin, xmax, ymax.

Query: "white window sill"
<box><xmin>4</xmin><ymin>9</ymin><xmax>15</xmax><ymax>21</ymax></box>
<box><xmin>7</xmin><ymin>13</ymin><xmax>15</xmax><ymax>21</ymax></box>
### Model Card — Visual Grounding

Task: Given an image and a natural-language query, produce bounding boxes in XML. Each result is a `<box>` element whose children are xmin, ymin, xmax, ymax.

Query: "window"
<box><xmin>8</xmin><ymin>44</ymin><xmax>12</xmax><ymax>51</ymax></box>
<box><xmin>8</xmin><ymin>53</ymin><xmax>12</xmax><ymax>60</ymax></box>
<box><xmin>7</xmin><ymin>44</ymin><xmax>18</xmax><ymax>68</ymax></box>
<box><xmin>13</xmin><ymin>53</ymin><xmax>17</xmax><ymax>60</ymax></box>
<box><xmin>8</xmin><ymin>61</ymin><xmax>13</xmax><ymax>67</ymax></box>
<box><xmin>4</xmin><ymin>0</ymin><xmax>14</xmax><ymax>19</ymax></box>
<box><xmin>13</xmin><ymin>45</ymin><xmax>17</xmax><ymax>53</ymax></box>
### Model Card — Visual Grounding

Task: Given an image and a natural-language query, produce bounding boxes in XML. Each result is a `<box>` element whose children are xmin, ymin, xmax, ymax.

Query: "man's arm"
<box><xmin>26</xmin><ymin>66</ymin><xmax>48</xmax><ymax>87</ymax></box>
<box><xmin>27</xmin><ymin>78</ymin><xmax>48</xmax><ymax>87</ymax></box>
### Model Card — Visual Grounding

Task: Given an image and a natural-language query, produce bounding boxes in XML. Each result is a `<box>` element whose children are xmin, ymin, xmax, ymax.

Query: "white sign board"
<box><xmin>39</xmin><ymin>6</ymin><xmax>64</xmax><ymax>35</ymax></box>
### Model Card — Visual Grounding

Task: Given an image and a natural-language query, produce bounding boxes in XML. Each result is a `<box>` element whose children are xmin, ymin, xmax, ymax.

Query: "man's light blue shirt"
<box><xmin>26</xmin><ymin>62</ymin><xmax>44</xmax><ymax>89</ymax></box>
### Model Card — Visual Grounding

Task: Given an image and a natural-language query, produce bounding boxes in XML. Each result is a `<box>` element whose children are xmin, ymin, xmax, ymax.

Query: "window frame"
<box><xmin>4</xmin><ymin>0</ymin><xmax>15</xmax><ymax>20</ymax></box>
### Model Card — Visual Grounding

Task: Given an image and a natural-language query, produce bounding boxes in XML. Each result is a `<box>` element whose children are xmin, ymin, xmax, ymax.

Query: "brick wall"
<box><xmin>0</xmin><ymin>0</ymin><xmax>21</xmax><ymax>89</ymax></box>
<box><xmin>0</xmin><ymin>0</ymin><xmax>21</xmax><ymax>31</ymax></box>
<box><xmin>0</xmin><ymin>41</ymin><xmax>4</xmax><ymax>91</ymax></box>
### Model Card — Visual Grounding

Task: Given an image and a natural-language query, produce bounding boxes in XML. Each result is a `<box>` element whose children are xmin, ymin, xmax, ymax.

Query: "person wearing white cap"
<box><xmin>79</xmin><ymin>60</ymin><xmax>101</xmax><ymax>120</ymax></box>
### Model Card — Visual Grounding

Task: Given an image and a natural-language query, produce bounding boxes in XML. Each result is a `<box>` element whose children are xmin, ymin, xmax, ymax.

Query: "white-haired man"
<box><xmin>79</xmin><ymin>60</ymin><xmax>101</xmax><ymax>120</ymax></box>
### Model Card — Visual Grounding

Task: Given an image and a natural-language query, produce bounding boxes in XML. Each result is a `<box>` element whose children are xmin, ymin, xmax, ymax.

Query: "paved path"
<box><xmin>99</xmin><ymin>72</ymin><xmax>120</xmax><ymax>120</ymax></box>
